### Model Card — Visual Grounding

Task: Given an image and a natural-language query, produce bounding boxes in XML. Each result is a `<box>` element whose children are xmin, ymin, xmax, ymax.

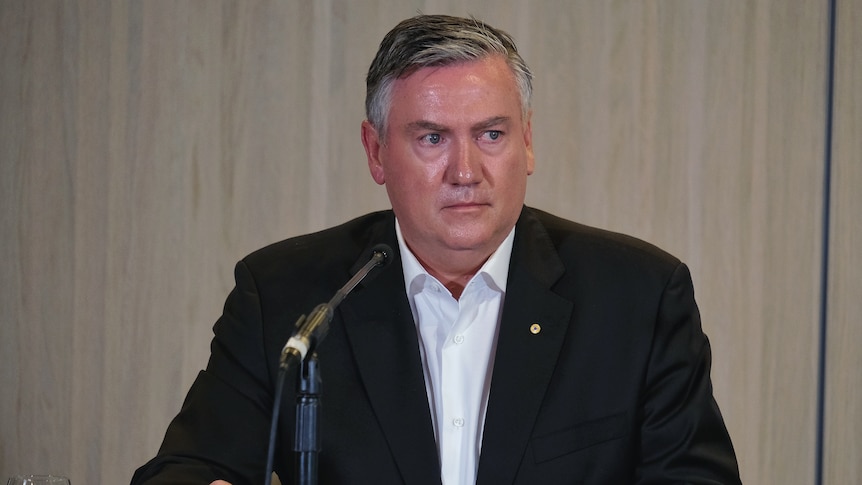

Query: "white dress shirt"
<box><xmin>396</xmin><ymin>221</ymin><xmax>515</xmax><ymax>485</ymax></box>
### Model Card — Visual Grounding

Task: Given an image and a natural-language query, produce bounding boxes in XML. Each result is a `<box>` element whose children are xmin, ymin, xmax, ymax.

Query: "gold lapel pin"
<box><xmin>530</xmin><ymin>323</ymin><xmax>541</xmax><ymax>335</ymax></box>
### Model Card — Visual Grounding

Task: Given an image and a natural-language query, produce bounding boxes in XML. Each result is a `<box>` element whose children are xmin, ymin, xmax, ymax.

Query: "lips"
<box><xmin>439</xmin><ymin>189</ymin><xmax>491</xmax><ymax>209</ymax></box>
<box><xmin>443</xmin><ymin>201</ymin><xmax>489</xmax><ymax>210</ymax></box>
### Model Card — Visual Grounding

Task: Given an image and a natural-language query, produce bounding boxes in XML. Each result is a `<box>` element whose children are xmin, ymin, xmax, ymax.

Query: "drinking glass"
<box><xmin>6</xmin><ymin>476</ymin><xmax>70</xmax><ymax>485</ymax></box>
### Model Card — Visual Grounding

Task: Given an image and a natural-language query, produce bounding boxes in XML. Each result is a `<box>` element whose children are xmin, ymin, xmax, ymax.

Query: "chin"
<box><xmin>443</xmin><ymin>230</ymin><xmax>496</xmax><ymax>252</ymax></box>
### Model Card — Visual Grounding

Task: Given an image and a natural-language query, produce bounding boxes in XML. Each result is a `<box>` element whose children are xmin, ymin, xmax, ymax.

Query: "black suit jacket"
<box><xmin>132</xmin><ymin>207</ymin><xmax>740</xmax><ymax>484</ymax></box>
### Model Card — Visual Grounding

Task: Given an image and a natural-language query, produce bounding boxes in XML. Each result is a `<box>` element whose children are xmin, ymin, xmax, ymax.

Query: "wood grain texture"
<box><xmin>0</xmin><ymin>1</ymin><xmax>843</xmax><ymax>484</ymax></box>
<box><xmin>518</xmin><ymin>3</ymin><xmax>829</xmax><ymax>483</ymax></box>
<box><xmin>824</xmin><ymin>0</ymin><xmax>862</xmax><ymax>483</ymax></box>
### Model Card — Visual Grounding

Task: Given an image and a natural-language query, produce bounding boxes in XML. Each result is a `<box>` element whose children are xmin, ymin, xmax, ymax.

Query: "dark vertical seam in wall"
<box><xmin>815</xmin><ymin>0</ymin><xmax>837</xmax><ymax>483</ymax></box>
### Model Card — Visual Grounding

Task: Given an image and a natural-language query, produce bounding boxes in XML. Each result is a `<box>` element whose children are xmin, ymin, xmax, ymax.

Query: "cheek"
<box><xmin>378</xmin><ymin>143</ymin><xmax>450</xmax><ymax>200</ymax></box>
<box><xmin>391</xmin><ymin>158</ymin><xmax>445</xmax><ymax>189</ymax></box>
<box><xmin>385</xmin><ymin>169</ymin><xmax>442</xmax><ymax>217</ymax></box>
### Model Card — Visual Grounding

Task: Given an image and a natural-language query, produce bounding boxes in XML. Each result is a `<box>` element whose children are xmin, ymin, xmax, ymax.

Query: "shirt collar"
<box><xmin>396</xmin><ymin>219</ymin><xmax>515</xmax><ymax>297</ymax></box>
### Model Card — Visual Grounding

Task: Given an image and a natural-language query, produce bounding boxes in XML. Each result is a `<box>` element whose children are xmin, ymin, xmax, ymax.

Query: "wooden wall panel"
<box><xmin>520</xmin><ymin>2</ymin><xmax>828</xmax><ymax>483</ymax></box>
<box><xmin>0</xmin><ymin>1</ymin><xmax>840</xmax><ymax>484</ymax></box>
<box><xmin>1</xmin><ymin>1</ymin><xmax>77</xmax><ymax>479</ymax></box>
<box><xmin>824</xmin><ymin>0</ymin><xmax>862</xmax><ymax>483</ymax></box>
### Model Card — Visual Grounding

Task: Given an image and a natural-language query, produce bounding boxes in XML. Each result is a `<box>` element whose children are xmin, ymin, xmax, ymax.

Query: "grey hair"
<box><xmin>365</xmin><ymin>15</ymin><xmax>533</xmax><ymax>140</ymax></box>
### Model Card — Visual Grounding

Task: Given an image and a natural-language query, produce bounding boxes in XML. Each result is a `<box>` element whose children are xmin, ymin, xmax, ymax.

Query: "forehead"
<box><xmin>387</xmin><ymin>56</ymin><xmax>522</xmax><ymax>124</ymax></box>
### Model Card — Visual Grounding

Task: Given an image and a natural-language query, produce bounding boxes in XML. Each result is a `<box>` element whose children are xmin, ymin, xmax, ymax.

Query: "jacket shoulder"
<box><xmin>524</xmin><ymin>207</ymin><xmax>682</xmax><ymax>275</ymax></box>
<box><xmin>240</xmin><ymin>210</ymin><xmax>394</xmax><ymax>280</ymax></box>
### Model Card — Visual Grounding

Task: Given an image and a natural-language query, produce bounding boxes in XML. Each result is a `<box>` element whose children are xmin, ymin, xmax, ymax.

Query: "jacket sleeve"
<box><xmin>636</xmin><ymin>262</ymin><xmax>741</xmax><ymax>484</ymax></box>
<box><xmin>131</xmin><ymin>260</ymin><xmax>281</xmax><ymax>485</ymax></box>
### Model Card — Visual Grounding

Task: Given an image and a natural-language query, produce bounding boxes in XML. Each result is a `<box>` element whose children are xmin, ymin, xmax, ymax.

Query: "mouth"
<box><xmin>440</xmin><ymin>189</ymin><xmax>491</xmax><ymax>211</ymax></box>
<box><xmin>442</xmin><ymin>201</ymin><xmax>489</xmax><ymax>211</ymax></box>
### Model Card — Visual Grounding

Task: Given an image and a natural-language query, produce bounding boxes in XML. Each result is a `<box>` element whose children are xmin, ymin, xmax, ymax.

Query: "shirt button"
<box><xmin>453</xmin><ymin>418</ymin><xmax>465</xmax><ymax>427</ymax></box>
<box><xmin>453</xmin><ymin>335</ymin><xmax>465</xmax><ymax>344</ymax></box>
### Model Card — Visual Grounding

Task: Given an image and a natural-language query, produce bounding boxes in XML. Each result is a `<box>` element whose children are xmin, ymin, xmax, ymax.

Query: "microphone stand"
<box><xmin>294</xmin><ymin>354</ymin><xmax>321</xmax><ymax>485</ymax></box>
<box><xmin>263</xmin><ymin>245</ymin><xmax>391</xmax><ymax>485</ymax></box>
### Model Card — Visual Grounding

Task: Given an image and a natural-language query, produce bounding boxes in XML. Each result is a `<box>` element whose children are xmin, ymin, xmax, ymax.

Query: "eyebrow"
<box><xmin>472</xmin><ymin>116</ymin><xmax>511</xmax><ymax>131</ymax></box>
<box><xmin>405</xmin><ymin>116</ymin><xmax>512</xmax><ymax>134</ymax></box>
<box><xmin>405</xmin><ymin>120</ymin><xmax>449</xmax><ymax>133</ymax></box>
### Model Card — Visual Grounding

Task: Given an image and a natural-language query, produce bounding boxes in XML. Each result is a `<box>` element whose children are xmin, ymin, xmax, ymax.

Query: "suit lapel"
<box><xmin>335</xmin><ymin>209</ymin><xmax>573</xmax><ymax>485</ymax></box>
<box><xmin>339</xmin><ymin>227</ymin><xmax>442</xmax><ymax>485</ymax></box>
<box><xmin>476</xmin><ymin>209</ymin><xmax>574</xmax><ymax>485</ymax></box>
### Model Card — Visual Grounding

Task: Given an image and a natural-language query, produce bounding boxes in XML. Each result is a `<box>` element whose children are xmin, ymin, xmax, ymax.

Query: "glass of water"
<box><xmin>6</xmin><ymin>476</ymin><xmax>70</xmax><ymax>485</ymax></box>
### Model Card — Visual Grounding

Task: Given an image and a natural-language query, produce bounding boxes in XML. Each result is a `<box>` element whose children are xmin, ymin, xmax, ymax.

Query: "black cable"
<box><xmin>815</xmin><ymin>0</ymin><xmax>838</xmax><ymax>484</ymax></box>
<box><xmin>264</xmin><ymin>366</ymin><xmax>289</xmax><ymax>485</ymax></box>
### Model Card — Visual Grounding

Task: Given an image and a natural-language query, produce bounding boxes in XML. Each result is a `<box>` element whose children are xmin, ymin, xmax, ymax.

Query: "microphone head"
<box><xmin>370</xmin><ymin>243</ymin><xmax>394</xmax><ymax>267</ymax></box>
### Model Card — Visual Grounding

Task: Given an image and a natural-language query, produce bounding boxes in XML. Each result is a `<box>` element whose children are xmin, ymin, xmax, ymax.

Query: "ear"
<box><xmin>361</xmin><ymin>120</ymin><xmax>386</xmax><ymax>185</ymax></box>
<box><xmin>523</xmin><ymin>112</ymin><xmax>535</xmax><ymax>175</ymax></box>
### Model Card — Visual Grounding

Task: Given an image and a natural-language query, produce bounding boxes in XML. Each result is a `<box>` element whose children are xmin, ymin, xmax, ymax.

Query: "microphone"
<box><xmin>265</xmin><ymin>244</ymin><xmax>395</xmax><ymax>485</ymax></box>
<box><xmin>279</xmin><ymin>243</ymin><xmax>393</xmax><ymax>370</ymax></box>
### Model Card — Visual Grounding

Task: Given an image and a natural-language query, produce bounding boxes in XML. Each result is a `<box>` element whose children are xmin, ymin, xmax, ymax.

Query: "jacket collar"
<box><xmin>476</xmin><ymin>207</ymin><xmax>574</xmax><ymax>484</ymax></box>
<box><xmin>341</xmin><ymin>213</ymin><xmax>442</xmax><ymax>484</ymax></box>
<box><xmin>340</xmin><ymin>208</ymin><xmax>573</xmax><ymax>484</ymax></box>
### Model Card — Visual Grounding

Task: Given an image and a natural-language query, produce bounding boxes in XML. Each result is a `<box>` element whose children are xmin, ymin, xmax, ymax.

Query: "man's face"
<box><xmin>362</xmin><ymin>55</ymin><xmax>535</xmax><ymax>272</ymax></box>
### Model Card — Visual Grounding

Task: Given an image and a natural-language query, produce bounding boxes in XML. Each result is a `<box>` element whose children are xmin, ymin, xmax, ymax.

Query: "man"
<box><xmin>132</xmin><ymin>14</ymin><xmax>740</xmax><ymax>485</ymax></box>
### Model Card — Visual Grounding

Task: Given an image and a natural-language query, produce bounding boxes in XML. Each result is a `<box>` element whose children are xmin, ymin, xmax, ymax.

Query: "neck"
<box><xmin>395</xmin><ymin>219</ymin><xmax>517</xmax><ymax>301</ymax></box>
<box><xmin>413</xmin><ymin>251</ymin><xmax>487</xmax><ymax>300</ymax></box>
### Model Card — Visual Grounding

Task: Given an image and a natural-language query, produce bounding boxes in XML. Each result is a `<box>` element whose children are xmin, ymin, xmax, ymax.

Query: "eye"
<box><xmin>421</xmin><ymin>133</ymin><xmax>442</xmax><ymax>145</ymax></box>
<box><xmin>481</xmin><ymin>130</ymin><xmax>503</xmax><ymax>141</ymax></box>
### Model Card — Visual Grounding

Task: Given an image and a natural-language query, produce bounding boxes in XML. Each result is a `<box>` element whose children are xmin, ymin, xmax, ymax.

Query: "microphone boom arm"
<box><xmin>279</xmin><ymin>246</ymin><xmax>390</xmax><ymax>370</ymax></box>
<box><xmin>266</xmin><ymin>243</ymin><xmax>392</xmax><ymax>485</ymax></box>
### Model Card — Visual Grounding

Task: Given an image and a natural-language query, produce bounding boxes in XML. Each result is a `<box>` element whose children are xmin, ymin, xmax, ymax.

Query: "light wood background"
<box><xmin>1</xmin><ymin>1</ymin><xmax>858</xmax><ymax>484</ymax></box>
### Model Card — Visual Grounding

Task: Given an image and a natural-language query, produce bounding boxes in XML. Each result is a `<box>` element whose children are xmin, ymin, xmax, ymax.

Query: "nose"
<box><xmin>445</xmin><ymin>140</ymin><xmax>484</xmax><ymax>185</ymax></box>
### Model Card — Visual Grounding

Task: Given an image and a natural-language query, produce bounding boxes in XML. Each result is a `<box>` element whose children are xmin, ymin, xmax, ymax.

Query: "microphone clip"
<box><xmin>278</xmin><ymin>244</ymin><xmax>392</xmax><ymax>371</ymax></box>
